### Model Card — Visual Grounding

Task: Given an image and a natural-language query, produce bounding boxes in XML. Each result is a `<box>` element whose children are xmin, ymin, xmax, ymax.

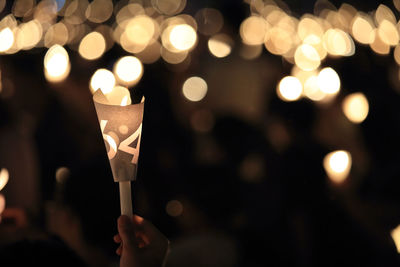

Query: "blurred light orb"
<box><xmin>124</xmin><ymin>15</ymin><xmax>156</xmax><ymax>48</ymax></box>
<box><xmin>378</xmin><ymin>20</ymin><xmax>399</xmax><ymax>46</ymax></box>
<box><xmin>17</xmin><ymin>20</ymin><xmax>42</xmax><ymax>50</ymax></box>
<box><xmin>169</xmin><ymin>24</ymin><xmax>197</xmax><ymax>51</ymax></box>
<box><xmin>351</xmin><ymin>14</ymin><xmax>375</xmax><ymax>45</ymax></box>
<box><xmin>44</xmin><ymin>44</ymin><xmax>70</xmax><ymax>83</ymax></box>
<box><xmin>342</xmin><ymin>92</ymin><xmax>369</xmax><ymax>123</ymax></box>
<box><xmin>277</xmin><ymin>76</ymin><xmax>302</xmax><ymax>102</ymax></box>
<box><xmin>90</xmin><ymin>68</ymin><xmax>115</xmax><ymax>94</ymax></box>
<box><xmin>318</xmin><ymin>67</ymin><xmax>340</xmax><ymax>95</ymax></box>
<box><xmin>55</xmin><ymin>166</ymin><xmax>70</xmax><ymax>184</ymax></box>
<box><xmin>182</xmin><ymin>76</ymin><xmax>207</xmax><ymax>102</ymax></box>
<box><xmin>79</xmin><ymin>31</ymin><xmax>106</xmax><ymax>60</ymax></box>
<box><xmin>323</xmin><ymin>150</ymin><xmax>352</xmax><ymax>184</ymax></box>
<box><xmin>105</xmin><ymin>86</ymin><xmax>132</xmax><ymax>106</ymax></box>
<box><xmin>195</xmin><ymin>8</ymin><xmax>224</xmax><ymax>36</ymax></box>
<box><xmin>294</xmin><ymin>44</ymin><xmax>321</xmax><ymax>71</ymax></box>
<box><xmin>323</xmin><ymin>29</ymin><xmax>355</xmax><ymax>56</ymax></box>
<box><xmin>0</xmin><ymin>27</ymin><xmax>14</xmax><ymax>52</ymax></box>
<box><xmin>152</xmin><ymin>0</ymin><xmax>186</xmax><ymax>16</ymax></box>
<box><xmin>303</xmin><ymin>75</ymin><xmax>327</xmax><ymax>101</ymax></box>
<box><xmin>113</xmin><ymin>56</ymin><xmax>143</xmax><ymax>87</ymax></box>
<box><xmin>85</xmin><ymin>0</ymin><xmax>113</xmax><ymax>23</ymax></box>
<box><xmin>166</xmin><ymin>200</ymin><xmax>183</xmax><ymax>217</ymax></box>
<box><xmin>208</xmin><ymin>33</ymin><xmax>233</xmax><ymax>58</ymax></box>
<box><xmin>240</xmin><ymin>16</ymin><xmax>268</xmax><ymax>45</ymax></box>
<box><xmin>0</xmin><ymin>168</ymin><xmax>8</xmax><ymax>191</ymax></box>
<box><xmin>391</xmin><ymin>225</ymin><xmax>400</xmax><ymax>253</ymax></box>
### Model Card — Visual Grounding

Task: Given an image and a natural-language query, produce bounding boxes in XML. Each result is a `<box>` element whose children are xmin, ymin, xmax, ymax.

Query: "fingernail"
<box><xmin>118</xmin><ymin>215</ymin><xmax>130</xmax><ymax>227</ymax></box>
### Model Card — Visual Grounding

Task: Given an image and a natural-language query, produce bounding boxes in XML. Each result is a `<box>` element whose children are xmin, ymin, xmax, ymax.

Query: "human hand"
<box><xmin>114</xmin><ymin>215</ymin><xmax>169</xmax><ymax>267</ymax></box>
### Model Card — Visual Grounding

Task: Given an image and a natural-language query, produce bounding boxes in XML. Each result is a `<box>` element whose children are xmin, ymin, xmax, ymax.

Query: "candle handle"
<box><xmin>119</xmin><ymin>181</ymin><xmax>133</xmax><ymax>216</ymax></box>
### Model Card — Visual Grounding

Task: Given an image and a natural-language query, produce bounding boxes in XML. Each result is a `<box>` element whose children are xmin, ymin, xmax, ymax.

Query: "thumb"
<box><xmin>117</xmin><ymin>215</ymin><xmax>138</xmax><ymax>249</ymax></box>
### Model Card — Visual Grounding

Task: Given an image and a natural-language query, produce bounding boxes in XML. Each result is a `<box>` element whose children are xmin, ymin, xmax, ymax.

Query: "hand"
<box><xmin>114</xmin><ymin>214</ymin><xmax>169</xmax><ymax>267</ymax></box>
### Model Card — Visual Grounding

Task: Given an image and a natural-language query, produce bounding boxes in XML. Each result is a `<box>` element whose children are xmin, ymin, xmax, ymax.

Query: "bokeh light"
<box><xmin>0</xmin><ymin>27</ymin><xmax>14</xmax><ymax>52</ymax></box>
<box><xmin>208</xmin><ymin>33</ymin><xmax>233</xmax><ymax>58</ymax></box>
<box><xmin>79</xmin><ymin>31</ymin><xmax>106</xmax><ymax>60</ymax></box>
<box><xmin>195</xmin><ymin>8</ymin><xmax>223</xmax><ymax>36</ymax></box>
<box><xmin>317</xmin><ymin>67</ymin><xmax>340</xmax><ymax>95</ymax></box>
<box><xmin>342</xmin><ymin>92</ymin><xmax>369</xmax><ymax>123</ymax></box>
<box><xmin>166</xmin><ymin>199</ymin><xmax>183</xmax><ymax>217</ymax></box>
<box><xmin>44</xmin><ymin>44</ymin><xmax>71</xmax><ymax>83</ymax></box>
<box><xmin>391</xmin><ymin>225</ymin><xmax>400</xmax><ymax>253</ymax></box>
<box><xmin>277</xmin><ymin>76</ymin><xmax>303</xmax><ymax>102</ymax></box>
<box><xmin>90</xmin><ymin>68</ymin><xmax>115</xmax><ymax>94</ymax></box>
<box><xmin>294</xmin><ymin>44</ymin><xmax>321</xmax><ymax>71</ymax></box>
<box><xmin>182</xmin><ymin>76</ymin><xmax>207</xmax><ymax>102</ymax></box>
<box><xmin>113</xmin><ymin>56</ymin><xmax>143</xmax><ymax>87</ymax></box>
<box><xmin>168</xmin><ymin>24</ymin><xmax>197</xmax><ymax>51</ymax></box>
<box><xmin>323</xmin><ymin>150</ymin><xmax>352</xmax><ymax>184</ymax></box>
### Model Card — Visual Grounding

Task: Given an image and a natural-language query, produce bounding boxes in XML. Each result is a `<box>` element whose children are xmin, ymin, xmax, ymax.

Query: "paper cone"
<box><xmin>93</xmin><ymin>90</ymin><xmax>144</xmax><ymax>182</ymax></box>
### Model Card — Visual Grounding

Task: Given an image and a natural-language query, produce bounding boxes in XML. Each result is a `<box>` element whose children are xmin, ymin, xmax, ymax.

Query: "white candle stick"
<box><xmin>119</xmin><ymin>181</ymin><xmax>133</xmax><ymax>216</ymax></box>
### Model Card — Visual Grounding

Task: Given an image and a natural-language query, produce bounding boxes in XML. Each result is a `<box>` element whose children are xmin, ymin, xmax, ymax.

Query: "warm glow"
<box><xmin>303</xmin><ymin>75</ymin><xmax>327</xmax><ymax>101</ymax></box>
<box><xmin>44</xmin><ymin>44</ymin><xmax>70</xmax><ymax>83</ymax></box>
<box><xmin>0</xmin><ymin>27</ymin><xmax>14</xmax><ymax>52</ymax></box>
<box><xmin>79</xmin><ymin>31</ymin><xmax>106</xmax><ymax>60</ymax></box>
<box><xmin>264</xmin><ymin>27</ymin><xmax>293</xmax><ymax>56</ymax></box>
<box><xmin>370</xmin><ymin>29</ymin><xmax>390</xmax><ymax>55</ymax></box>
<box><xmin>17</xmin><ymin>20</ymin><xmax>42</xmax><ymax>50</ymax></box>
<box><xmin>123</xmin><ymin>15</ymin><xmax>156</xmax><ymax>52</ymax></box>
<box><xmin>297</xmin><ymin>16</ymin><xmax>324</xmax><ymax>42</ymax></box>
<box><xmin>113</xmin><ymin>56</ymin><xmax>143</xmax><ymax>87</ymax></box>
<box><xmin>277</xmin><ymin>76</ymin><xmax>303</xmax><ymax>102</ymax></box>
<box><xmin>394</xmin><ymin>45</ymin><xmax>400</xmax><ymax>65</ymax></box>
<box><xmin>195</xmin><ymin>8</ymin><xmax>224</xmax><ymax>36</ymax></box>
<box><xmin>318</xmin><ymin>67</ymin><xmax>340</xmax><ymax>95</ymax></box>
<box><xmin>105</xmin><ymin>86</ymin><xmax>132</xmax><ymax>106</ymax></box>
<box><xmin>351</xmin><ymin>14</ymin><xmax>375</xmax><ymax>45</ymax></box>
<box><xmin>85</xmin><ymin>0</ymin><xmax>113</xmax><ymax>23</ymax></box>
<box><xmin>375</xmin><ymin>4</ymin><xmax>396</xmax><ymax>25</ymax></box>
<box><xmin>342</xmin><ymin>92</ymin><xmax>369</xmax><ymax>123</ymax></box>
<box><xmin>378</xmin><ymin>20</ymin><xmax>399</xmax><ymax>46</ymax></box>
<box><xmin>152</xmin><ymin>0</ymin><xmax>186</xmax><ymax>16</ymax></box>
<box><xmin>169</xmin><ymin>24</ymin><xmax>197</xmax><ymax>51</ymax></box>
<box><xmin>90</xmin><ymin>68</ymin><xmax>116</xmax><ymax>94</ymax></box>
<box><xmin>160</xmin><ymin>47</ymin><xmax>188</xmax><ymax>64</ymax></box>
<box><xmin>294</xmin><ymin>44</ymin><xmax>321</xmax><ymax>71</ymax></box>
<box><xmin>166</xmin><ymin>199</ymin><xmax>183</xmax><ymax>217</ymax></box>
<box><xmin>182</xmin><ymin>76</ymin><xmax>207</xmax><ymax>102</ymax></box>
<box><xmin>391</xmin><ymin>225</ymin><xmax>400</xmax><ymax>253</ymax></box>
<box><xmin>0</xmin><ymin>168</ymin><xmax>9</xmax><ymax>191</ymax></box>
<box><xmin>44</xmin><ymin>22</ymin><xmax>69</xmax><ymax>47</ymax></box>
<box><xmin>240</xmin><ymin>16</ymin><xmax>268</xmax><ymax>45</ymax></box>
<box><xmin>323</xmin><ymin>29</ymin><xmax>355</xmax><ymax>56</ymax></box>
<box><xmin>208</xmin><ymin>33</ymin><xmax>233</xmax><ymax>58</ymax></box>
<box><xmin>323</xmin><ymin>150</ymin><xmax>352</xmax><ymax>183</ymax></box>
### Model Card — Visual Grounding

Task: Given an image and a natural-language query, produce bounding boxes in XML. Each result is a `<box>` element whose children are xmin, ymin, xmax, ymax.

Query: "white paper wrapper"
<box><xmin>93</xmin><ymin>90</ymin><xmax>144</xmax><ymax>182</ymax></box>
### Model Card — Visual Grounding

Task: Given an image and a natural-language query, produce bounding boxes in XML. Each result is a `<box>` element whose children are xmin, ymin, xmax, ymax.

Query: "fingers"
<box><xmin>113</xmin><ymin>234</ymin><xmax>121</xmax><ymax>243</ymax></box>
<box><xmin>117</xmin><ymin>215</ymin><xmax>138</xmax><ymax>250</ymax></box>
<box><xmin>132</xmin><ymin>215</ymin><xmax>166</xmax><ymax>244</ymax></box>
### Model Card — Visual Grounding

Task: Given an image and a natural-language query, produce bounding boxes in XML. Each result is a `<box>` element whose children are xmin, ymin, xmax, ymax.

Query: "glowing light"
<box><xmin>166</xmin><ymin>200</ymin><xmax>183</xmax><ymax>217</ymax></box>
<box><xmin>182</xmin><ymin>76</ymin><xmax>207</xmax><ymax>102</ymax></box>
<box><xmin>121</xmin><ymin>15</ymin><xmax>157</xmax><ymax>54</ymax></box>
<box><xmin>90</xmin><ymin>68</ymin><xmax>115</xmax><ymax>94</ymax></box>
<box><xmin>0</xmin><ymin>168</ymin><xmax>8</xmax><ymax>191</ymax></box>
<box><xmin>113</xmin><ymin>56</ymin><xmax>143</xmax><ymax>87</ymax></box>
<box><xmin>85</xmin><ymin>0</ymin><xmax>113</xmax><ymax>23</ymax></box>
<box><xmin>44</xmin><ymin>45</ymin><xmax>70</xmax><ymax>83</ymax></box>
<box><xmin>44</xmin><ymin>22</ymin><xmax>69</xmax><ymax>47</ymax></box>
<box><xmin>303</xmin><ymin>75</ymin><xmax>327</xmax><ymax>101</ymax></box>
<box><xmin>277</xmin><ymin>76</ymin><xmax>302</xmax><ymax>102</ymax></box>
<box><xmin>79</xmin><ymin>31</ymin><xmax>106</xmax><ymax>60</ymax></box>
<box><xmin>391</xmin><ymin>225</ymin><xmax>400</xmax><ymax>253</ymax></box>
<box><xmin>294</xmin><ymin>44</ymin><xmax>320</xmax><ymax>71</ymax></box>
<box><xmin>169</xmin><ymin>24</ymin><xmax>197</xmax><ymax>51</ymax></box>
<box><xmin>151</xmin><ymin>0</ymin><xmax>186</xmax><ymax>16</ymax></box>
<box><xmin>12</xmin><ymin>0</ymin><xmax>35</xmax><ymax>17</ymax></box>
<box><xmin>160</xmin><ymin>47</ymin><xmax>188</xmax><ymax>64</ymax></box>
<box><xmin>323</xmin><ymin>28</ymin><xmax>355</xmax><ymax>56</ymax></box>
<box><xmin>208</xmin><ymin>33</ymin><xmax>233</xmax><ymax>58</ymax></box>
<box><xmin>375</xmin><ymin>4</ymin><xmax>396</xmax><ymax>25</ymax></box>
<box><xmin>370</xmin><ymin>29</ymin><xmax>390</xmax><ymax>55</ymax></box>
<box><xmin>323</xmin><ymin>150</ymin><xmax>352</xmax><ymax>184</ymax></box>
<box><xmin>297</xmin><ymin>16</ymin><xmax>324</xmax><ymax>42</ymax></box>
<box><xmin>342</xmin><ymin>92</ymin><xmax>369</xmax><ymax>123</ymax></box>
<box><xmin>394</xmin><ymin>45</ymin><xmax>400</xmax><ymax>65</ymax></box>
<box><xmin>240</xmin><ymin>16</ymin><xmax>268</xmax><ymax>45</ymax></box>
<box><xmin>264</xmin><ymin>27</ymin><xmax>293</xmax><ymax>56</ymax></box>
<box><xmin>105</xmin><ymin>86</ymin><xmax>132</xmax><ymax>106</ymax></box>
<box><xmin>17</xmin><ymin>20</ymin><xmax>42</xmax><ymax>50</ymax></box>
<box><xmin>55</xmin><ymin>167</ymin><xmax>70</xmax><ymax>184</ymax></box>
<box><xmin>0</xmin><ymin>28</ymin><xmax>14</xmax><ymax>52</ymax></box>
<box><xmin>318</xmin><ymin>67</ymin><xmax>340</xmax><ymax>95</ymax></box>
<box><xmin>351</xmin><ymin>14</ymin><xmax>375</xmax><ymax>44</ymax></box>
<box><xmin>378</xmin><ymin>20</ymin><xmax>399</xmax><ymax>46</ymax></box>
<box><xmin>195</xmin><ymin>8</ymin><xmax>224</xmax><ymax>36</ymax></box>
